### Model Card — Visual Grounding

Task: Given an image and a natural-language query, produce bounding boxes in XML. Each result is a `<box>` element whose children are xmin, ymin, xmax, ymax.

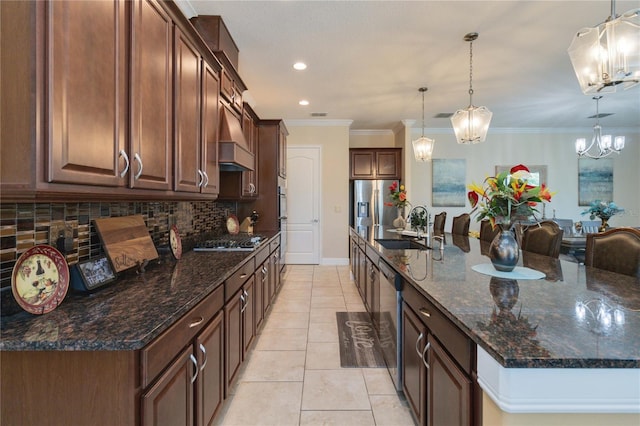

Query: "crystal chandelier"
<box><xmin>576</xmin><ymin>96</ymin><xmax>625</xmax><ymax>159</ymax></box>
<box><xmin>568</xmin><ymin>0</ymin><xmax>640</xmax><ymax>94</ymax></box>
<box><xmin>412</xmin><ymin>87</ymin><xmax>435</xmax><ymax>162</ymax></box>
<box><xmin>451</xmin><ymin>32</ymin><xmax>492</xmax><ymax>144</ymax></box>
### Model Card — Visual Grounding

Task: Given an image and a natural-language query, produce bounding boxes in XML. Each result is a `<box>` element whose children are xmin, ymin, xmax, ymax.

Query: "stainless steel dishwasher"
<box><xmin>377</xmin><ymin>258</ymin><xmax>403</xmax><ymax>392</ymax></box>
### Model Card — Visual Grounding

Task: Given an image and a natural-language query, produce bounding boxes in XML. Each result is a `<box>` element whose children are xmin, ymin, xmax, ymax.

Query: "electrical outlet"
<box><xmin>49</xmin><ymin>221</ymin><xmax>66</xmax><ymax>246</ymax></box>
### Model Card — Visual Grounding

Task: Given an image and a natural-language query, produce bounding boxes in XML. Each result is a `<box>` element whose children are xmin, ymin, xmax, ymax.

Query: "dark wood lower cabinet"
<box><xmin>428</xmin><ymin>335</ymin><xmax>472</xmax><ymax>426</ymax></box>
<box><xmin>197</xmin><ymin>311</ymin><xmax>225</xmax><ymax>426</ymax></box>
<box><xmin>142</xmin><ymin>346</ymin><xmax>194</xmax><ymax>426</ymax></box>
<box><xmin>401</xmin><ymin>298</ymin><xmax>477</xmax><ymax>426</ymax></box>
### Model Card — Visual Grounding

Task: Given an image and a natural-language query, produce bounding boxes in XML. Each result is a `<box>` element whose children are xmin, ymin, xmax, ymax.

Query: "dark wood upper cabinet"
<box><xmin>349</xmin><ymin>148</ymin><xmax>402</xmax><ymax>180</ymax></box>
<box><xmin>241</xmin><ymin>105</ymin><xmax>259</xmax><ymax>197</ymax></box>
<box><xmin>46</xmin><ymin>0</ymin><xmax>128</xmax><ymax>187</ymax></box>
<box><xmin>130</xmin><ymin>0</ymin><xmax>173</xmax><ymax>191</ymax></box>
<box><xmin>200</xmin><ymin>60</ymin><xmax>221</xmax><ymax>196</ymax></box>
<box><xmin>173</xmin><ymin>26</ymin><xmax>202</xmax><ymax>193</ymax></box>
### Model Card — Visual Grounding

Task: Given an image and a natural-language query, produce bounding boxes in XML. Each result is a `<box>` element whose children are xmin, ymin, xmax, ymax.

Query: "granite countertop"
<box><xmin>357</xmin><ymin>227</ymin><xmax>640</xmax><ymax>369</ymax></box>
<box><xmin>0</xmin><ymin>233</ymin><xmax>279</xmax><ymax>351</ymax></box>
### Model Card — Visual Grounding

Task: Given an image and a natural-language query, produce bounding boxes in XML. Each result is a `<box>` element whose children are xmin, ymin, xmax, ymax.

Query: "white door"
<box><xmin>286</xmin><ymin>146</ymin><xmax>321</xmax><ymax>264</ymax></box>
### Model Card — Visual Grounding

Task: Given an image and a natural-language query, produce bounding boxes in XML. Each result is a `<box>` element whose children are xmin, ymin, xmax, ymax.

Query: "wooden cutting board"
<box><xmin>93</xmin><ymin>215</ymin><xmax>158</xmax><ymax>273</ymax></box>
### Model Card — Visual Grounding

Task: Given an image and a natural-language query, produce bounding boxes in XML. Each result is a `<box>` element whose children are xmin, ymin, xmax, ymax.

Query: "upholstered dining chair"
<box><xmin>451</xmin><ymin>213</ymin><xmax>471</xmax><ymax>236</ymax></box>
<box><xmin>584</xmin><ymin>227</ymin><xmax>640</xmax><ymax>278</ymax></box>
<box><xmin>520</xmin><ymin>220</ymin><xmax>564</xmax><ymax>258</ymax></box>
<box><xmin>479</xmin><ymin>220</ymin><xmax>500</xmax><ymax>243</ymax></box>
<box><xmin>433</xmin><ymin>212</ymin><xmax>447</xmax><ymax>235</ymax></box>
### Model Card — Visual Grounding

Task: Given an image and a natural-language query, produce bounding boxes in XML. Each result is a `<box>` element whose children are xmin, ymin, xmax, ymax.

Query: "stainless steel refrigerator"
<box><xmin>352</xmin><ymin>180</ymin><xmax>397</xmax><ymax>234</ymax></box>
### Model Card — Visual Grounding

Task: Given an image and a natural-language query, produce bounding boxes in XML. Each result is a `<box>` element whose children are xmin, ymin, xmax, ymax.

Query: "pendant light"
<box><xmin>412</xmin><ymin>87</ymin><xmax>435</xmax><ymax>162</ymax></box>
<box><xmin>451</xmin><ymin>32</ymin><xmax>492</xmax><ymax>144</ymax></box>
<box><xmin>576</xmin><ymin>96</ymin><xmax>625</xmax><ymax>159</ymax></box>
<box><xmin>568</xmin><ymin>0</ymin><xmax>640</xmax><ymax>94</ymax></box>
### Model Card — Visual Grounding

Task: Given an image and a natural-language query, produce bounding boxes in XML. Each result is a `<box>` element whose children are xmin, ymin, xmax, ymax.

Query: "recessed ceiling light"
<box><xmin>293</xmin><ymin>62</ymin><xmax>307</xmax><ymax>70</ymax></box>
<box><xmin>299</xmin><ymin>100</ymin><xmax>309</xmax><ymax>106</ymax></box>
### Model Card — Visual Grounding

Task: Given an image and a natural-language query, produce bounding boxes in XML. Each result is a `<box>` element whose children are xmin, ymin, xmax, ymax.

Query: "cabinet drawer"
<box><xmin>254</xmin><ymin>245</ymin><xmax>269</xmax><ymax>267</ymax></box>
<box><xmin>403</xmin><ymin>283</ymin><xmax>474</xmax><ymax>375</ymax></box>
<box><xmin>141</xmin><ymin>285</ymin><xmax>224</xmax><ymax>388</ymax></box>
<box><xmin>270</xmin><ymin>236</ymin><xmax>280</xmax><ymax>253</ymax></box>
<box><xmin>225</xmin><ymin>258</ymin><xmax>255</xmax><ymax>302</ymax></box>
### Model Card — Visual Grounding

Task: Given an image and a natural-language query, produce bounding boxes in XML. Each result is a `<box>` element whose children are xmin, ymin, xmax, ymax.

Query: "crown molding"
<box><xmin>284</xmin><ymin>119</ymin><xmax>354</xmax><ymax>127</ymax></box>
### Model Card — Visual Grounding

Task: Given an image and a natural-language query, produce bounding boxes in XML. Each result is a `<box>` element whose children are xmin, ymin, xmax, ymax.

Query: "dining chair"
<box><xmin>451</xmin><ymin>213</ymin><xmax>471</xmax><ymax>236</ymax></box>
<box><xmin>584</xmin><ymin>227</ymin><xmax>640</xmax><ymax>278</ymax></box>
<box><xmin>520</xmin><ymin>220</ymin><xmax>564</xmax><ymax>258</ymax></box>
<box><xmin>479</xmin><ymin>220</ymin><xmax>500</xmax><ymax>243</ymax></box>
<box><xmin>553</xmin><ymin>218</ymin><xmax>574</xmax><ymax>236</ymax></box>
<box><xmin>433</xmin><ymin>212</ymin><xmax>447</xmax><ymax>235</ymax></box>
<box><xmin>580</xmin><ymin>220</ymin><xmax>601</xmax><ymax>234</ymax></box>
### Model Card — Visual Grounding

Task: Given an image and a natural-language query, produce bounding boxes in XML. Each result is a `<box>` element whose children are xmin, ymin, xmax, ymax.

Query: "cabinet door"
<box><xmin>256</xmin><ymin>262</ymin><xmax>267</xmax><ymax>330</ymax></box>
<box><xmin>241</xmin><ymin>109</ymin><xmax>257</xmax><ymax>197</ymax></box>
<box><xmin>196</xmin><ymin>311</ymin><xmax>224</xmax><ymax>426</ymax></box>
<box><xmin>350</xmin><ymin>151</ymin><xmax>375</xmax><ymax>179</ymax></box>
<box><xmin>141</xmin><ymin>345</ymin><xmax>194</xmax><ymax>426</ymax></box>
<box><xmin>224</xmin><ymin>290</ymin><xmax>243</xmax><ymax>393</ymax></box>
<box><xmin>402</xmin><ymin>302</ymin><xmax>427</xmax><ymax>426</ymax></box>
<box><xmin>174</xmin><ymin>27</ymin><xmax>201</xmax><ymax>193</ymax></box>
<box><xmin>375</xmin><ymin>151</ymin><xmax>401</xmax><ymax>179</ymax></box>
<box><xmin>278</xmin><ymin>125</ymin><xmax>287</xmax><ymax>179</ymax></box>
<box><xmin>243</xmin><ymin>276</ymin><xmax>256</xmax><ymax>354</ymax></box>
<box><xmin>427</xmin><ymin>335</ymin><xmax>472</xmax><ymax>426</ymax></box>
<box><xmin>201</xmin><ymin>61</ymin><xmax>220</xmax><ymax>196</ymax></box>
<box><xmin>47</xmin><ymin>0</ymin><xmax>127</xmax><ymax>186</ymax></box>
<box><xmin>130</xmin><ymin>0</ymin><xmax>172</xmax><ymax>190</ymax></box>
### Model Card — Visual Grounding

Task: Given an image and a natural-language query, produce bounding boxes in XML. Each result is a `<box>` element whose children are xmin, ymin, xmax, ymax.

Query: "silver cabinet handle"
<box><xmin>419</xmin><ymin>308</ymin><xmax>431</xmax><ymax>318</ymax></box>
<box><xmin>422</xmin><ymin>341</ymin><xmax>431</xmax><ymax>369</ymax></box>
<box><xmin>134</xmin><ymin>153</ymin><xmax>143</xmax><ymax>180</ymax></box>
<box><xmin>240</xmin><ymin>293</ymin><xmax>246</xmax><ymax>313</ymax></box>
<box><xmin>189</xmin><ymin>354</ymin><xmax>198</xmax><ymax>384</ymax></box>
<box><xmin>189</xmin><ymin>316</ymin><xmax>204</xmax><ymax>328</ymax></box>
<box><xmin>249</xmin><ymin>183</ymin><xmax>256</xmax><ymax>194</ymax></box>
<box><xmin>197</xmin><ymin>169</ymin><xmax>204</xmax><ymax>188</ymax></box>
<box><xmin>199</xmin><ymin>343</ymin><xmax>207</xmax><ymax>371</ymax></box>
<box><xmin>118</xmin><ymin>149</ymin><xmax>130</xmax><ymax>178</ymax></box>
<box><xmin>203</xmin><ymin>171</ymin><xmax>209</xmax><ymax>188</ymax></box>
<box><xmin>415</xmin><ymin>332</ymin><xmax>424</xmax><ymax>358</ymax></box>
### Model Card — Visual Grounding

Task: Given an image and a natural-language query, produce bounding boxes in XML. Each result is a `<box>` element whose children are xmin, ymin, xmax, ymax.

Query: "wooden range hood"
<box><xmin>218</xmin><ymin>104</ymin><xmax>254</xmax><ymax>171</ymax></box>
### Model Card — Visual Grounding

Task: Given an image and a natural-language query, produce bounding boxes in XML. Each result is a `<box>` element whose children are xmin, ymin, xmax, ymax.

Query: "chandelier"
<box><xmin>412</xmin><ymin>87</ymin><xmax>435</xmax><ymax>162</ymax></box>
<box><xmin>568</xmin><ymin>0</ymin><xmax>640</xmax><ymax>94</ymax></box>
<box><xmin>576</xmin><ymin>96</ymin><xmax>625</xmax><ymax>159</ymax></box>
<box><xmin>451</xmin><ymin>32</ymin><xmax>492</xmax><ymax>144</ymax></box>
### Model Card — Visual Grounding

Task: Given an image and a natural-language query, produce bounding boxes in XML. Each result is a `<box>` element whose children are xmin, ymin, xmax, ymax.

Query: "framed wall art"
<box><xmin>495</xmin><ymin>164</ymin><xmax>547</xmax><ymax>187</ymax></box>
<box><xmin>432</xmin><ymin>159</ymin><xmax>466</xmax><ymax>207</ymax></box>
<box><xmin>578</xmin><ymin>158</ymin><xmax>613</xmax><ymax>206</ymax></box>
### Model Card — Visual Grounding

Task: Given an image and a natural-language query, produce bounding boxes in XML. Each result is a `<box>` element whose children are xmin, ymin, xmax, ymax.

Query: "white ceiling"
<box><xmin>177</xmin><ymin>0</ymin><xmax>640</xmax><ymax>132</ymax></box>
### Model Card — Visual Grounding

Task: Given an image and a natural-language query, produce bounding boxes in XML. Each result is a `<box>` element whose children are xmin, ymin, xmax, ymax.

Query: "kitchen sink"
<box><xmin>375</xmin><ymin>239</ymin><xmax>429</xmax><ymax>250</ymax></box>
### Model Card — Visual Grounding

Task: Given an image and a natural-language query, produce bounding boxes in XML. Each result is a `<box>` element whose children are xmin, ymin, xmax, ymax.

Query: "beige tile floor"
<box><xmin>215</xmin><ymin>265</ymin><xmax>415</xmax><ymax>426</ymax></box>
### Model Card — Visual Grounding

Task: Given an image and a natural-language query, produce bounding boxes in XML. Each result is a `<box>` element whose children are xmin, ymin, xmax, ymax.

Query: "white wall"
<box><xmin>285</xmin><ymin>120</ymin><xmax>352</xmax><ymax>264</ymax></box>
<box><xmin>403</xmin><ymin>127</ymin><xmax>640</xmax><ymax>233</ymax></box>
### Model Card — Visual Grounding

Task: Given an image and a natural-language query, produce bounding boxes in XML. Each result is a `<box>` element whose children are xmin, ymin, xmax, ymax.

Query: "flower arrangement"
<box><xmin>581</xmin><ymin>200</ymin><xmax>624</xmax><ymax>221</ymax></box>
<box><xmin>467</xmin><ymin>164</ymin><xmax>554</xmax><ymax>229</ymax></box>
<box><xmin>384</xmin><ymin>181</ymin><xmax>408</xmax><ymax>208</ymax></box>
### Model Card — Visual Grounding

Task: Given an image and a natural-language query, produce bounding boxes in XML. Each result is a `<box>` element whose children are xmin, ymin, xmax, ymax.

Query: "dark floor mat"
<box><xmin>336</xmin><ymin>311</ymin><xmax>386</xmax><ymax>368</ymax></box>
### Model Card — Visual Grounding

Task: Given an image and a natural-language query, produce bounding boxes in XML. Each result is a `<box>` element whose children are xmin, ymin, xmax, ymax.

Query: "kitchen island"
<box><xmin>352</xmin><ymin>226</ymin><xmax>639</xmax><ymax>425</ymax></box>
<box><xmin>1</xmin><ymin>232</ymin><xmax>281</xmax><ymax>425</ymax></box>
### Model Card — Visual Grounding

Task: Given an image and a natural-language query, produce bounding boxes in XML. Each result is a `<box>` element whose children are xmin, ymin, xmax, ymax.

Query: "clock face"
<box><xmin>169</xmin><ymin>225</ymin><xmax>182</xmax><ymax>260</ymax></box>
<box><xmin>12</xmin><ymin>245</ymin><xmax>69</xmax><ymax>314</ymax></box>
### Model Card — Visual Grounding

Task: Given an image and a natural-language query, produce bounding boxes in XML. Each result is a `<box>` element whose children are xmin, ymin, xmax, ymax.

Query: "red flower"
<box><xmin>510</xmin><ymin>164</ymin><xmax>529</xmax><ymax>174</ymax></box>
<box><xmin>468</xmin><ymin>191</ymin><xmax>479</xmax><ymax>207</ymax></box>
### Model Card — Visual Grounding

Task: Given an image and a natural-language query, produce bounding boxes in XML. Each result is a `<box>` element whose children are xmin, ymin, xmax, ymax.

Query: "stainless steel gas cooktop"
<box><xmin>193</xmin><ymin>235</ymin><xmax>265</xmax><ymax>252</ymax></box>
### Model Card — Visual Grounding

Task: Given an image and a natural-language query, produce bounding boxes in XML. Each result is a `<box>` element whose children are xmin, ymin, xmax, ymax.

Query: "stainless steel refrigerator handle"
<box><xmin>373</xmin><ymin>188</ymin><xmax>379</xmax><ymax>225</ymax></box>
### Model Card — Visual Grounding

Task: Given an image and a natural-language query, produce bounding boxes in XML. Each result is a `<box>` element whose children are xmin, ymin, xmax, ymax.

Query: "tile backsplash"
<box><xmin>0</xmin><ymin>200</ymin><xmax>235</xmax><ymax>313</ymax></box>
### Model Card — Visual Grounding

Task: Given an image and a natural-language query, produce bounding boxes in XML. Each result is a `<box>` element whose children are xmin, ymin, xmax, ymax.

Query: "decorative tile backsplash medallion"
<box><xmin>0</xmin><ymin>201</ymin><xmax>235</xmax><ymax>314</ymax></box>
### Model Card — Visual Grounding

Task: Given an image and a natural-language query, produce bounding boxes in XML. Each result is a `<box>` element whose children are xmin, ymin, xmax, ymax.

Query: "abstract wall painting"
<box><xmin>578</xmin><ymin>158</ymin><xmax>613</xmax><ymax>206</ymax></box>
<box><xmin>432</xmin><ymin>159</ymin><xmax>466</xmax><ymax>207</ymax></box>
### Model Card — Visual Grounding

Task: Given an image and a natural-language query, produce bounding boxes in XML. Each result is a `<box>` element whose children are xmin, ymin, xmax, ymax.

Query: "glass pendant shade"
<box><xmin>450</xmin><ymin>105</ymin><xmax>493</xmax><ymax>144</ymax></box>
<box><xmin>412</xmin><ymin>136</ymin><xmax>435</xmax><ymax>162</ymax></box>
<box><xmin>568</xmin><ymin>6</ymin><xmax>640</xmax><ymax>94</ymax></box>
